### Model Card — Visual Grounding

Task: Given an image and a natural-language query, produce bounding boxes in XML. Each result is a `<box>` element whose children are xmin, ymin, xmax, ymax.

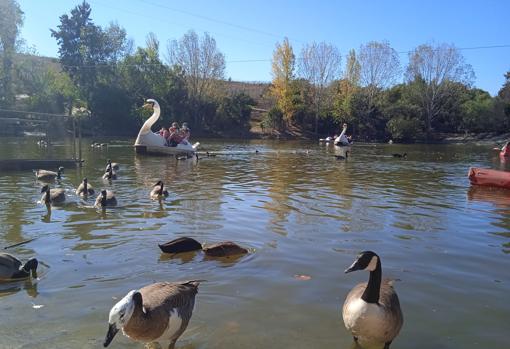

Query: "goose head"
<box><xmin>100</xmin><ymin>190</ymin><xmax>108</xmax><ymax>205</ymax></box>
<box><xmin>104</xmin><ymin>290</ymin><xmax>141</xmax><ymax>347</ymax></box>
<box><xmin>40</xmin><ymin>185</ymin><xmax>49</xmax><ymax>194</ymax></box>
<box><xmin>22</xmin><ymin>258</ymin><xmax>38</xmax><ymax>277</ymax></box>
<box><xmin>57</xmin><ymin>166</ymin><xmax>64</xmax><ymax>178</ymax></box>
<box><xmin>103</xmin><ymin>290</ymin><xmax>142</xmax><ymax>348</ymax></box>
<box><xmin>345</xmin><ymin>250</ymin><xmax>380</xmax><ymax>273</ymax></box>
<box><xmin>153</xmin><ymin>180</ymin><xmax>163</xmax><ymax>187</ymax></box>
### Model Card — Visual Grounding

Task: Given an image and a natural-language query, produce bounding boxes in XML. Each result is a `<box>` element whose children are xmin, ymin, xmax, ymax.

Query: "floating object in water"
<box><xmin>202</xmin><ymin>241</ymin><xmax>248</xmax><ymax>257</ymax></box>
<box><xmin>343</xmin><ymin>251</ymin><xmax>403</xmax><ymax>348</ymax></box>
<box><xmin>468</xmin><ymin>167</ymin><xmax>510</xmax><ymax>189</ymax></box>
<box><xmin>103</xmin><ymin>280</ymin><xmax>201</xmax><ymax>349</ymax></box>
<box><xmin>158</xmin><ymin>237</ymin><xmax>202</xmax><ymax>254</ymax></box>
<box><xmin>35</xmin><ymin>167</ymin><xmax>64</xmax><ymax>181</ymax></box>
<box><xmin>76</xmin><ymin>178</ymin><xmax>94</xmax><ymax>196</ymax></box>
<box><xmin>134</xmin><ymin>99</ymin><xmax>199</xmax><ymax>156</ymax></box>
<box><xmin>392</xmin><ymin>153</ymin><xmax>407</xmax><ymax>158</ymax></box>
<box><xmin>40</xmin><ymin>185</ymin><xmax>65</xmax><ymax>205</ymax></box>
<box><xmin>0</xmin><ymin>253</ymin><xmax>38</xmax><ymax>280</ymax></box>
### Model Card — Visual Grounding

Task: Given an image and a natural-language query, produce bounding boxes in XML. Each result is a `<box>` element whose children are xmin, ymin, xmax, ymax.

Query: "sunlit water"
<box><xmin>0</xmin><ymin>137</ymin><xmax>509</xmax><ymax>349</ymax></box>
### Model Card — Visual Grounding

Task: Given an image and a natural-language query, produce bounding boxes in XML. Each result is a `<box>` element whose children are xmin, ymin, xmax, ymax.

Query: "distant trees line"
<box><xmin>268</xmin><ymin>39</ymin><xmax>510</xmax><ymax>141</ymax></box>
<box><xmin>0</xmin><ymin>0</ymin><xmax>509</xmax><ymax>141</ymax></box>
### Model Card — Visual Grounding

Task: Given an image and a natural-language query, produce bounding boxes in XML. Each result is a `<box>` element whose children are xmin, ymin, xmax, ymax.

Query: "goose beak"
<box><xmin>103</xmin><ymin>323</ymin><xmax>119</xmax><ymax>347</ymax></box>
<box><xmin>345</xmin><ymin>260</ymin><xmax>361</xmax><ymax>274</ymax></box>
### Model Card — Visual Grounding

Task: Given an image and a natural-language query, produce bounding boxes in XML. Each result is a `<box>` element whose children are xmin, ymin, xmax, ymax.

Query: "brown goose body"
<box><xmin>104</xmin><ymin>280</ymin><xmax>200</xmax><ymax>348</ymax></box>
<box><xmin>150</xmin><ymin>181</ymin><xmax>169</xmax><ymax>200</ymax></box>
<box><xmin>76</xmin><ymin>179</ymin><xmax>95</xmax><ymax>196</ymax></box>
<box><xmin>35</xmin><ymin>167</ymin><xmax>63</xmax><ymax>181</ymax></box>
<box><xmin>41</xmin><ymin>185</ymin><xmax>66</xmax><ymax>204</ymax></box>
<box><xmin>95</xmin><ymin>190</ymin><xmax>117</xmax><ymax>207</ymax></box>
<box><xmin>203</xmin><ymin>241</ymin><xmax>248</xmax><ymax>257</ymax></box>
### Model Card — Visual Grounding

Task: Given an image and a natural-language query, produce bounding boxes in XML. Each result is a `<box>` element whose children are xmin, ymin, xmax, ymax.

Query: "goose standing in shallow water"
<box><xmin>103</xmin><ymin>280</ymin><xmax>201</xmax><ymax>349</ymax></box>
<box><xmin>40</xmin><ymin>185</ymin><xmax>66</xmax><ymax>205</ymax></box>
<box><xmin>342</xmin><ymin>251</ymin><xmax>403</xmax><ymax>349</ymax></box>
<box><xmin>95</xmin><ymin>190</ymin><xmax>117</xmax><ymax>208</ymax></box>
<box><xmin>76</xmin><ymin>178</ymin><xmax>95</xmax><ymax>196</ymax></box>
<box><xmin>150</xmin><ymin>180</ymin><xmax>169</xmax><ymax>200</ymax></box>
<box><xmin>35</xmin><ymin>166</ymin><xmax>64</xmax><ymax>181</ymax></box>
<box><xmin>0</xmin><ymin>253</ymin><xmax>38</xmax><ymax>280</ymax></box>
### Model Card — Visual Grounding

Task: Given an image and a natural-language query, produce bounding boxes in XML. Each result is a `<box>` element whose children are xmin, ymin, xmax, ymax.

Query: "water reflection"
<box><xmin>0</xmin><ymin>138</ymin><xmax>509</xmax><ymax>348</ymax></box>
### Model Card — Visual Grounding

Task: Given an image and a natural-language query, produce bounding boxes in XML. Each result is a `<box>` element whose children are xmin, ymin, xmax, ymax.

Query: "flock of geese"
<box><xmin>0</xmin><ymin>158</ymin><xmax>404</xmax><ymax>349</ymax></box>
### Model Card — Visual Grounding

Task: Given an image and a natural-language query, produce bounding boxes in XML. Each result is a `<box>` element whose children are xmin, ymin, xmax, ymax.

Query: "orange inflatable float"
<box><xmin>468</xmin><ymin>167</ymin><xmax>510</xmax><ymax>189</ymax></box>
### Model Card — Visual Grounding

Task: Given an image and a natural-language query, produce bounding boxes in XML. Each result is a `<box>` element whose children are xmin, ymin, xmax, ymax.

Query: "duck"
<box><xmin>102</xmin><ymin>166</ymin><xmax>117</xmax><ymax>180</ymax></box>
<box><xmin>335</xmin><ymin>151</ymin><xmax>350</xmax><ymax>160</ymax></box>
<box><xmin>40</xmin><ymin>184</ymin><xmax>66</xmax><ymax>205</ymax></box>
<box><xmin>95</xmin><ymin>190</ymin><xmax>117</xmax><ymax>208</ymax></box>
<box><xmin>342</xmin><ymin>251</ymin><xmax>403</xmax><ymax>349</ymax></box>
<box><xmin>103</xmin><ymin>280</ymin><xmax>201</xmax><ymax>349</ymax></box>
<box><xmin>35</xmin><ymin>166</ymin><xmax>64</xmax><ymax>181</ymax></box>
<box><xmin>158</xmin><ymin>237</ymin><xmax>203</xmax><ymax>254</ymax></box>
<box><xmin>105</xmin><ymin>159</ymin><xmax>119</xmax><ymax>172</ymax></box>
<box><xmin>0</xmin><ymin>253</ymin><xmax>38</xmax><ymax>280</ymax></box>
<box><xmin>392</xmin><ymin>153</ymin><xmax>407</xmax><ymax>158</ymax></box>
<box><xmin>203</xmin><ymin>241</ymin><xmax>249</xmax><ymax>257</ymax></box>
<box><xmin>76</xmin><ymin>177</ymin><xmax>95</xmax><ymax>196</ymax></box>
<box><xmin>150</xmin><ymin>180</ymin><xmax>169</xmax><ymax>200</ymax></box>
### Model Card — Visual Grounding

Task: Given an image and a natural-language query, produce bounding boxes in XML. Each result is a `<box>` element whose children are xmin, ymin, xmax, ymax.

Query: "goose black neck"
<box><xmin>361</xmin><ymin>260</ymin><xmax>382</xmax><ymax>304</ymax></box>
<box><xmin>44</xmin><ymin>189</ymin><xmax>51</xmax><ymax>203</ymax></box>
<box><xmin>158</xmin><ymin>183</ymin><xmax>164</xmax><ymax>195</ymax></box>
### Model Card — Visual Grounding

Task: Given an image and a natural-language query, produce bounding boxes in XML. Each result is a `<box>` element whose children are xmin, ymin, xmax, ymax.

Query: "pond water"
<box><xmin>0</xmin><ymin>137</ymin><xmax>509</xmax><ymax>349</ymax></box>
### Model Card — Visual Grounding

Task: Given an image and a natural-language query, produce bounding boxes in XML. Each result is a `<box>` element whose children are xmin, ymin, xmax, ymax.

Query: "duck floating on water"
<box><xmin>0</xmin><ymin>253</ymin><xmax>38</xmax><ymax>280</ymax></box>
<box><xmin>150</xmin><ymin>180</ymin><xmax>169</xmax><ymax>200</ymax></box>
<box><xmin>95</xmin><ymin>190</ymin><xmax>117</xmax><ymax>208</ymax></box>
<box><xmin>103</xmin><ymin>280</ymin><xmax>201</xmax><ymax>349</ymax></box>
<box><xmin>35</xmin><ymin>167</ymin><xmax>64</xmax><ymax>181</ymax></box>
<box><xmin>40</xmin><ymin>184</ymin><xmax>66</xmax><ymax>205</ymax></box>
<box><xmin>76</xmin><ymin>178</ymin><xmax>95</xmax><ymax>197</ymax></box>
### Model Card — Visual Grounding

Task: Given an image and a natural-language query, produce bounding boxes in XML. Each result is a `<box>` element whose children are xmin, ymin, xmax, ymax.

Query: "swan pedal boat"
<box><xmin>134</xmin><ymin>99</ymin><xmax>199</xmax><ymax>156</ymax></box>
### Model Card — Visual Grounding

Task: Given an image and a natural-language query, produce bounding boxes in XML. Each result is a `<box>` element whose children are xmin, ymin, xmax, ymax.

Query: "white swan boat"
<box><xmin>134</xmin><ymin>99</ymin><xmax>200</xmax><ymax>156</ymax></box>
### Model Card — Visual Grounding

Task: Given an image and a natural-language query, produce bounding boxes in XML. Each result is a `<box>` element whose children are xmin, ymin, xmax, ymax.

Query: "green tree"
<box><xmin>270</xmin><ymin>38</ymin><xmax>296</xmax><ymax>125</ymax></box>
<box><xmin>0</xmin><ymin>0</ymin><xmax>23</xmax><ymax>105</ymax></box>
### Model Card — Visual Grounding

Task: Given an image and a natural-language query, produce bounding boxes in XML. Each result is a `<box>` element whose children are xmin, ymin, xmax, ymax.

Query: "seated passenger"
<box><xmin>501</xmin><ymin>141</ymin><xmax>510</xmax><ymax>157</ymax></box>
<box><xmin>181</xmin><ymin>122</ymin><xmax>191</xmax><ymax>142</ymax></box>
<box><xmin>169</xmin><ymin>122</ymin><xmax>179</xmax><ymax>134</ymax></box>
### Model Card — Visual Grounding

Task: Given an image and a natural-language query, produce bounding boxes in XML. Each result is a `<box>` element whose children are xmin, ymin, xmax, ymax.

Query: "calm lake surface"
<box><xmin>0</xmin><ymin>137</ymin><xmax>509</xmax><ymax>349</ymax></box>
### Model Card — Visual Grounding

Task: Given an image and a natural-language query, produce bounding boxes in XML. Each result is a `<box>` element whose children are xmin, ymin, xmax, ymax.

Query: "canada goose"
<box><xmin>158</xmin><ymin>237</ymin><xmax>203</xmax><ymax>254</ymax></box>
<box><xmin>103</xmin><ymin>280</ymin><xmax>201</xmax><ymax>349</ymax></box>
<box><xmin>95</xmin><ymin>190</ymin><xmax>117</xmax><ymax>208</ymax></box>
<box><xmin>0</xmin><ymin>253</ymin><xmax>38</xmax><ymax>280</ymax></box>
<box><xmin>105</xmin><ymin>159</ymin><xmax>119</xmax><ymax>172</ymax></box>
<box><xmin>150</xmin><ymin>180</ymin><xmax>169</xmax><ymax>200</ymax></box>
<box><xmin>392</xmin><ymin>153</ymin><xmax>407</xmax><ymax>158</ymax></box>
<box><xmin>35</xmin><ymin>166</ymin><xmax>64</xmax><ymax>181</ymax></box>
<box><xmin>76</xmin><ymin>178</ymin><xmax>95</xmax><ymax>196</ymax></box>
<box><xmin>40</xmin><ymin>185</ymin><xmax>66</xmax><ymax>205</ymax></box>
<box><xmin>335</xmin><ymin>151</ymin><xmax>350</xmax><ymax>160</ymax></box>
<box><xmin>102</xmin><ymin>166</ymin><xmax>117</xmax><ymax>180</ymax></box>
<box><xmin>342</xmin><ymin>251</ymin><xmax>403</xmax><ymax>349</ymax></box>
<box><xmin>206</xmin><ymin>151</ymin><xmax>216</xmax><ymax>157</ymax></box>
<box><xmin>203</xmin><ymin>241</ymin><xmax>248</xmax><ymax>257</ymax></box>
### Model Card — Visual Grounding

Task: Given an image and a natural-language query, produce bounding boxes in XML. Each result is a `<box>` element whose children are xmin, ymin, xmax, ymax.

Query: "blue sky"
<box><xmin>19</xmin><ymin>0</ymin><xmax>510</xmax><ymax>95</ymax></box>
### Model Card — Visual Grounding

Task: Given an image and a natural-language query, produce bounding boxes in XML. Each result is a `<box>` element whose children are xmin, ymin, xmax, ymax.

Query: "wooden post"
<box><xmin>78</xmin><ymin>116</ymin><xmax>82</xmax><ymax>165</ymax></box>
<box><xmin>72</xmin><ymin>117</ymin><xmax>76</xmax><ymax>160</ymax></box>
